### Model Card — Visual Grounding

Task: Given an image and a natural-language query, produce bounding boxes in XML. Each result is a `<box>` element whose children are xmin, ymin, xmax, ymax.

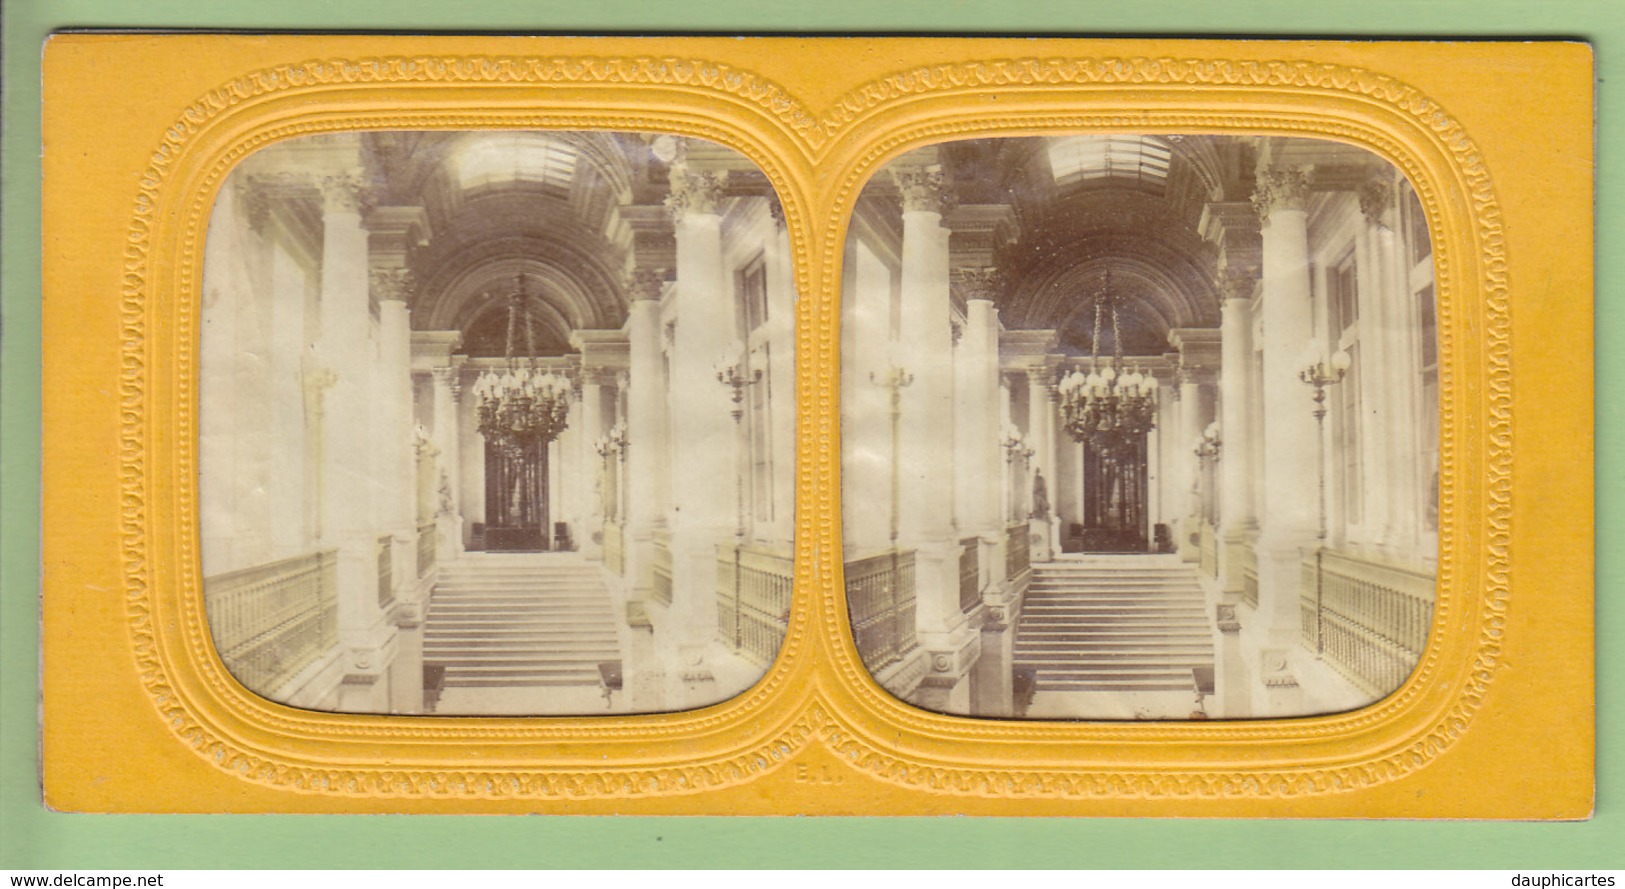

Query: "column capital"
<box><xmin>767</xmin><ymin>196</ymin><xmax>786</xmax><ymax>230</ymax></box>
<box><xmin>1251</xmin><ymin>166</ymin><xmax>1314</xmax><ymax>223</ymax></box>
<box><xmin>664</xmin><ymin>167</ymin><xmax>728</xmax><ymax>221</ymax></box>
<box><xmin>954</xmin><ymin>266</ymin><xmax>1002</xmax><ymax>302</ymax></box>
<box><xmin>429</xmin><ymin>365</ymin><xmax>462</xmax><ymax>401</ymax></box>
<box><xmin>626</xmin><ymin>268</ymin><xmax>668</xmax><ymax>303</ymax></box>
<box><xmin>369</xmin><ymin>267</ymin><xmax>416</xmax><ymax>304</ymax></box>
<box><xmin>318</xmin><ymin>171</ymin><xmax>374</xmax><ymax>214</ymax></box>
<box><xmin>1217</xmin><ymin>266</ymin><xmax>1259</xmax><ymax>303</ymax></box>
<box><xmin>234</xmin><ymin>178</ymin><xmax>272</xmax><ymax>233</ymax></box>
<box><xmin>1357</xmin><ymin>175</ymin><xmax>1395</xmax><ymax>227</ymax></box>
<box><xmin>891</xmin><ymin>165</ymin><xmax>953</xmax><ymax>215</ymax></box>
<box><xmin>580</xmin><ymin>365</ymin><xmax>617</xmax><ymax>388</ymax></box>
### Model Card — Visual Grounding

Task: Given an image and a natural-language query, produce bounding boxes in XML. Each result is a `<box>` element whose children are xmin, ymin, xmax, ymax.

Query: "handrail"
<box><xmin>417</xmin><ymin>522</ymin><xmax>435</xmax><ymax>579</ymax></box>
<box><xmin>603</xmin><ymin>522</ymin><xmax>625</xmax><ymax>576</ymax></box>
<box><xmin>845</xmin><ymin>548</ymin><xmax>917</xmax><ymax>671</ymax></box>
<box><xmin>716</xmin><ymin>542</ymin><xmax>793</xmax><ymax>667</ymax></box>
<box><xmin>377</xmin><ymin>534</ymin><xmax>394</xmax><ymax>607</ymax></box>
<box><xmin>651</xmin><ymin>528</ymin><xmax>673</xmax><ymax>607</ymax></box>
<box><xmin>1241</xmin><ymin>543</ymin><xmax>1260</xmax><ymax>610</ymax></box>
<box><xmin>1005</xmin><ymin>521</ymin><xmax>1030</xmax><ymax>582</ymax></box>
<box><xmin>1199</xmin><ymin>521</ymin><xmax>1219</xmax><ymax>580</ymax></box>
<box><xmin>205</xmin><ymin>549</ymin><xmax>339</xmax><ymax>698</ymax></box>
<box><xmin>1300</xmin><ymin>549</ymin><xmax>1434</xmax><ymax>697</ymax></box>
<box><xmin>959</xmin><ymin>536</ymin><xmax>980</xmax><ymax>613</ymax></box>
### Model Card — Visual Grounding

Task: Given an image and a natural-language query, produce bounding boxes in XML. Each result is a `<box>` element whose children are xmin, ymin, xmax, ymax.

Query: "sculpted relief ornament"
<box><xmin>1250</xmin><ymin>166</ymin><xmax>1314</xmax><ymax>223</ymax></box>
<box><xmin>664</xmin><ymin>167</ymin><xmax>729</xmax><ymax>221</ymax></box>
<box><xmin>369</xmin><ymin>267</ymin><xmax>416</xmax><ymax>303</ymax></box>
<box><xmin>955</xmin><ymin>266</ymin><xmax>1003</xmax><ymax>302</ymax></box>
<box><xmin>318</xmin><ymin>170</ymin><xmax>376</xmax><ymax>215</ymax></box>
<box><xmin>891</xmin><ymin>165</ymin><xmax>953</xmax><ymax>215</ymax></box>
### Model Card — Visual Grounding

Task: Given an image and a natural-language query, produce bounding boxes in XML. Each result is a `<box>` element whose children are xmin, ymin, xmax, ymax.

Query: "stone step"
<box><xmin>1016</xmin><ymin>639</ymin><xmax>1214</xmax><ymax>651</ymax></box>
<box><xmin>426</xmin><ymin>640</ymin><xmax>616</xmax><ymax>651</ymax></box>
<box><xmin>423</xmin><ymin>557</ymin><xmax>620</xmax><ymax>693</ymax></box>
<box><xmin>1029</xmin><ymin>575</ymin><xmax>1195</xmax><ymax>584</ymax></box>
<box><xmin>423</xmin><ymin>651</ymin><xmax>620</xmax><ymax>664</ymax></box>
<box><xmin>445</xmin><ymin>676</ymin><xmax>611</xmax><ymax>689</ymax></box>
<box><xmin>425</xmin><ymin>604</ymin><xmax>614</xmax><ymax>611</ymax></box>
<box><xmin>1017</xmin><ymin>619</ymin><xmax>1212</xmax><ymax>631</ymax></box>
<box><xmin>425</xmin><ymin>623</ymin><xmax>615</xmax><ymax>635</ymax></box>
<box><xmin>1027</xmin><ymin>583</ymin><xmax>1203</xmax><ymax>592</ymax></box>
<box><xmin>1039</xmin><ymin>683</ymin><xmax>1197</xmax><ymax>692</ymax></box>
<box><xmin>432</xmin><ymin>585</ymin><xmax>604</xmax><ymax>591</ymax></box>
<box><xmin>425</xmin><ymin>636</ymin><xmax>618</xmax><ymax>648</ymax></box>
<box><xmin>1015</xmin><ymin>557</ymin><xmax>1213</xmax><ymax>695</ymax></box>
<box><xmin>1021</xmin><ymin>604</ymin><xmax>1207</xmax><ymax>613</ymax></box>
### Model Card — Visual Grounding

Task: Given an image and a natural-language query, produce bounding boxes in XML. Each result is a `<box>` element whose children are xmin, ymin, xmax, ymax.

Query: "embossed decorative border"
<box><xmin>41</xmin><ymin>36</ymin><xmax>1591</xmax><ymax>816</ymax></box>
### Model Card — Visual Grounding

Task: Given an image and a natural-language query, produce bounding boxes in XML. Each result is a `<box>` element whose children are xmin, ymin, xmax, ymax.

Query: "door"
<box><xmin>1076</xmin><ymin>437</ymin><xmax>1149</xmax><ymax>553</ymax></box>
<box><xmin>484</xmin><ymin>438</ymin><xmax>549</xmax><ymax>551</ymax></box>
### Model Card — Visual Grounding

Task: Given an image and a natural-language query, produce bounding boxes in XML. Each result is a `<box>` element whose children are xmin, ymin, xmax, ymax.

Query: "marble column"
<box><xmin>267</xmin><ymin>235</ymin><xmax>312</xmax><ymax>559</ymax></box>
<box><xmin>200</xmin><ymin>180</ymin><xmax>247</xmax><ymax>575</ymax></box>
<box><xmin>666</xmin><ymin>165</ymin><xmax>734</xmax><ymax>687</ymax></box>
<box><xmin>1177</xmin><ymin>374</ymin><xmax>1203</xmax><ymax>560</ymax></box>
<box><xmin>430</xmin><ymin>366</ymin><xmax>464</xmax><ymax>559</ymax></box>
<box><xmin>1214</xmin><ymin>602</ymin><xmax>1249</xmax><ymax>718</ymax></box>
<box><xmin>765</xmin><ymin>203</ymin><xmax>798</xmax><ymax>542</ymax></box>
<box><xmin>961</xmin><ymin>273</ymin><xmax>1003</xmax><ymax>540</ymax></box>
<box><xmin>892</xmin><ymin>165</ymin><xmax>972</xmax><ymax>713</ymax></box>
<box><xmin>317</xmin><ymin>170</ymin><xmax>389</xmax><ymax>709</ymax></box>
<box><xmin>1217</xmin><ymin>269</ymin><xmax>1258</xmax><ymax>594</ymax></box>
<box><xmin>374</xmin><ymin>272</ymin><xmax>417</xmax><ymax>616</ymax></box>
<box><xmin>625</xmin><ymin>271</ymin><xmax>665</xmax><ymax>598</ymax></box>
<box><xmin>1026</xmin><ymin>370</ymin><xmax>1057</xmax><ymax>561</ymax></box>
<box><xmin>962</xmin><ymin>272</ymin><xmax>1004</xmax><ymax>599</ymax></box>
<box><xmin>1153</xmin><ymin>370</ymin><xmax>1180</xmax><ymax>539</ymax></box>
<box><xmin>1250</xmin><ymin>165</ymin><xmax>1319</xmax><ymax>711</ymax></box>
<box><xmin>842</xmin><ymin>236</ymin><xmax>895</xmax><ymax>551</ymax></box>
<box><xmin>623</xmin><ymin>277</ymin><xmax>668</xmax><ymax>710</ymax></box>
<box><xmin>578</xmin><ymin>371</ymin><xmax>606</xmax><ymax>559</ymax></box>
<box><xmin>1363</xmin><ymin>177</ymin><xmax>1422</xmax><ymax>555</ymax></box>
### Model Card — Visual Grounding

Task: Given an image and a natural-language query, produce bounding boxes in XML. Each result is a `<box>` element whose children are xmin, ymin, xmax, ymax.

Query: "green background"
<box><xmin>2</xmin><ymin>0</ymin><xmax>1614</xmax><ymax>870</ymax></box>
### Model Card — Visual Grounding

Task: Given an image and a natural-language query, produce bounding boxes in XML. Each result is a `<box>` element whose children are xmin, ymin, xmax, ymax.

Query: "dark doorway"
<box><xmin>1070</xmin><ymin>438</ymin><xmax>1150</xmax><ymax>553</ymax></box>
<box><xmin>484</xmin><ymin>439</ymin><xmax>549</xmax><ymax>551</ymax></box>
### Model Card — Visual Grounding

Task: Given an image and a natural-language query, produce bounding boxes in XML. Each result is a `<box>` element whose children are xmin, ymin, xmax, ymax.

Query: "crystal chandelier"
<box><xmin>1056</xmin><ymin>270</ymin><xmax>1159</xmax><ymax>453</ymax></box>
<box><xmin>471</xmin><ymin>273</ymin><xmax>573</xmax><ymax>454</ymax></box>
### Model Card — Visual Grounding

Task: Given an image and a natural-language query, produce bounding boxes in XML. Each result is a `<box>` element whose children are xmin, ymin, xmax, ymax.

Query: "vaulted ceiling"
<box><xmin>360</xmin><ymin>130</ymin><xmax>772</xmax><ymax>357</ymax></box>
<box><xmin>859</xmin><ymin>134</ymin><xmax>1261</xmax><ymax>357</ymax></box>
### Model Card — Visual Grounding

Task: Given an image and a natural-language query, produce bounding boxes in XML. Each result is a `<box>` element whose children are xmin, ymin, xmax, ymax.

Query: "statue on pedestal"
<box><xmin>1031</xmin><ymin>468</ymin><xmax>1050</xmax><ymax>520</ymax></box>
<box><xmin>437</xmin><ymin>469</ymin><xmax>455</xmax><ymax>516</ymax></box>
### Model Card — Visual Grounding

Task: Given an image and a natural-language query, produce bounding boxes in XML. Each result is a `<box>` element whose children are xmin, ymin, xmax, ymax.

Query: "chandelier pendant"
<box><xmin>471</xmin><ymin>273</ymin><xmax>574</xmax><ymax>455</ymax></box>
<box><xmin>1056</xmin><ymin>270</ymin><xmax>1159</xmax><ymax>453</ymax></box>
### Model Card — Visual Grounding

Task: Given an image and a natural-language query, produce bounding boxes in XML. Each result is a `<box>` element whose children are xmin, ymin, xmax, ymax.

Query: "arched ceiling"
<box><xmin>360</xmin><ymin>130</ymin><xmax>779</xmax><ymax>357</ymax></box>
<box><xmin>410</xmin><ymin>192</ymin><xmax>629</xmax><ymax>338</ymax></box>
<box><xmin>997</xmin><ymin>189</ymin><xmax>1222</xmax><ymax>340</ymax></box>
<box><xmin>925</xmin><ymin>135</ymin><xmax>1246</xmax><ymax>355</ymax></box>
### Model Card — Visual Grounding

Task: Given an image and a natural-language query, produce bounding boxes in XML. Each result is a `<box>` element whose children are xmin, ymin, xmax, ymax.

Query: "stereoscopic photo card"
<box><xmin>39</xmin><ymin>35</ymin><xmax>1594</xmax><ymax>816</ymax></box>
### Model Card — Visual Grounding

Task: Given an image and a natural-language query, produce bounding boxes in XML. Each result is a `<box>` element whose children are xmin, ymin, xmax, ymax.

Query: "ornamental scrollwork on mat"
<box><xmin>119</xmin><ymin>51</ymin><xmax>1510</xmax><ymax>800</ymax></box>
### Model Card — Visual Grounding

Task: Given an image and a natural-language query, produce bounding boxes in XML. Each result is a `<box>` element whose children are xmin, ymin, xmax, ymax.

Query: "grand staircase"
<box><xmin>1014</xmin><ymin>554</ymin><xmax>1214</xmax><ymax>694</ymax></box>
<box><xmin>423</xmin><ymin>553</ymin><xmax>621</xmax><ymax>690</ymax></box>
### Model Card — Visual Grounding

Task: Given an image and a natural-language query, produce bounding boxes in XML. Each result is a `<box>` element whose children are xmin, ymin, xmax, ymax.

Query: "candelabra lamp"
<box><xmin>1300</xmin><ymin>344</ymin><xmax>1351</xmax><ymax>656</ymax></box>
<box><xmin>716</xmin><ymin>347</ymin><xmax>763</xmax><ymax>654</ymax></box>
